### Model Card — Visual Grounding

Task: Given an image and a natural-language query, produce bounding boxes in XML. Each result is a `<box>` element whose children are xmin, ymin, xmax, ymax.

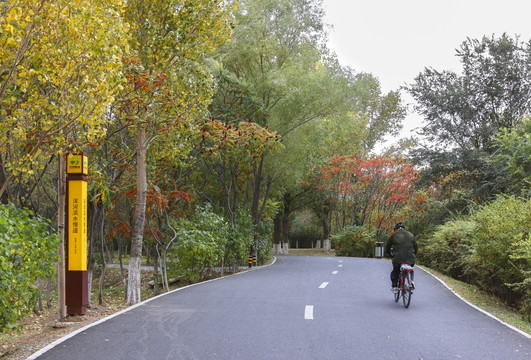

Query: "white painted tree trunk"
<box><xmin>316</xmin><ymin>240</ymin><xmax>321</xmax><ymax>249</ymax></box>
<box><xmin>273</xmin><ymin>243</ymin><xmax>282</xmax><ymax>255</ymax></box>
<box><xmin>323</xmin><ymin>239</ymin><xmax>331</xmax><ymax>252</ymax></box>
<box><xmin>127</xmin><ymin>124</ymin><xmax>147</xmax><ymax>306</ymax></box>
<box><xmin>282</xmin><ymin>242</ymin><xmax>289</xmax><ymax>255</ymax></box>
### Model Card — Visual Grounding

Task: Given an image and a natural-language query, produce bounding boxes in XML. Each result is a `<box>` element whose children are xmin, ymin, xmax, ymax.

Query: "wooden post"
<box><xmin>57</xmin><ymin>155</ymin><xmax>67</xmax><ymax>319</ymax></box>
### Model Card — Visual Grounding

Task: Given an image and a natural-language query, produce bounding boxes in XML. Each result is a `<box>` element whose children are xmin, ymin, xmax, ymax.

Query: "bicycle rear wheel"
<box><xmin>402</xmin><ymin>273</ymin><xmax>412</xmax><ymax>308</ymax></box>
<box><xmin>394</xmin><ymin>273</ymin><xmax>403</xmax><ymax>302</ymax></box>
<box><xmin>402</xmin><ymin>287</ymin><xmax>411</xmax><ymax>308</ymax></box>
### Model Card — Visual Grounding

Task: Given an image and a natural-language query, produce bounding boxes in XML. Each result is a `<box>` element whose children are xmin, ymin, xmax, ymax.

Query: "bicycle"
<box><xmin>394</xmin><ymin>264</ymin><xmax>414</xmax><ymax>308</ymax></box>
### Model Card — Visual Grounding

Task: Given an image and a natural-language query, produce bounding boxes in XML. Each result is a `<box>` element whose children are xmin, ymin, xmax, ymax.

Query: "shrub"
<box><xmin>418</xmin><ymin>219</ymin><xmax>477</xmax><ymax>282</ymax></box>
<box><xmin>331</xmin><ymin>225</ymin><xmax>375</xmax><ymax>257</ymax></box>
<box><xmin>169</xmin><ymin>205</ymin><xmax>230</xmax><ymax>282</ymax></box>
<box><xmin>509</xmin><ymin>233</ymin><xmax>531</xmax><ymax>320</ymax></box>
<box><xmin>167</xmin><ymin>205</ymin><xmax>258</xmax><ymax>281</ymax></box>
<box><xmin>225</xmin><ymin>207</ymin><xmax>254</xmax><ymax>266</ymax></box>
<box><xmin>0</xmin><ymin>205</ymin><xmax>59</xmax><ymax>333</ymax></box>
<box><xmin>255</xmin><ymin>216</ymin><xmax>273</xmax><ymax>264</ymax></box>
<box><xmin>471</xmin><ymin>195</ymin><xmax>531</xmax><ymax>309</ymax></box>
<box><xmin>422</xmin><ymin>196</ymin><xmax>531</xmax><ymax>315</ymax></box>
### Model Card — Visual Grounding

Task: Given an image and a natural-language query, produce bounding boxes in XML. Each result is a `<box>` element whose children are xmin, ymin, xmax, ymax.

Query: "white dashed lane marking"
<box><xmin>319</xmin><ymin>282</ymin><xmax>329</xmax><ymax>289</ymax></box>
<box><xmin>305</xmin><ymin>305</ymin><xmax>314</xmax><ymax>320</ymax></box>
<box><xmin>332</xmin><ymin>271</ymin><xmax>338</xmax><ymax>275</ymax></box>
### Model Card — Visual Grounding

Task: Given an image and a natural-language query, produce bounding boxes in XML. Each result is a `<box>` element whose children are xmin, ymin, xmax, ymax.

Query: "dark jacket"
<box><xmin>385</xmin><ymin>229</ymin><xmax>418</xmax><ymax>266</ymax></box>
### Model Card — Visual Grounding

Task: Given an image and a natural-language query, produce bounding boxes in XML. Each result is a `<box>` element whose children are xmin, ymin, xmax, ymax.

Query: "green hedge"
<box><xmin>0</xmin><ymin>205</ymin><xmax>59</xmax><ymax>333</ymax></box>
<box><xmin>420</xmin><ymin>196</ymin><xmax>531</xmax><ymax>317</ymax></box>
<box><xmin>331</xmin><ymin>225</ymin><xmax>375</xmax><ymax>257</ymax></box>
<box><xmin>471</xmin><ymin>196</ymin><xmax>530</xmax><ymax>314</ymax></box>
<box><xmin>418</xmin><ymin>219</ymin><xmax>477</xmax><ymax>282</ymax></box>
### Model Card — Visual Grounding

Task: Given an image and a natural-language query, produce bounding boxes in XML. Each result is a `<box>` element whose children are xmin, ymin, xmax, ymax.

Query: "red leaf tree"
<box><xmin>314</xmin><ymin>154</ymin><xmax>419</xmax><ymax>237</ymax></box>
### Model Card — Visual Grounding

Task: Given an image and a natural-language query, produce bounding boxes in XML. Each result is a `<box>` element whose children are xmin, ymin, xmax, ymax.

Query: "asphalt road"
<box><xmin>31</xmin><ymin>256</ymin><xmax>530</xmax><ymax>360</ymax></box>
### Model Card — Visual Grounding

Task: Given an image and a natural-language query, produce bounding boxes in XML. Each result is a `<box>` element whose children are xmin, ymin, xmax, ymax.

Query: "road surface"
<box><xmin>31</xmin><ymin>255</ymin><xmax>530</xmax><ymax>359</ymax></box>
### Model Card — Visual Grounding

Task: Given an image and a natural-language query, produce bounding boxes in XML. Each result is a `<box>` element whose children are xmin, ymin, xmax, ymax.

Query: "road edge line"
<box><xmin>418</xmin><ymin>265</ymin><xmax>531</xmax><ymax>340</ymax></box>
<box><xmin>27</xmin><ymin>256</ymin><xmax>278</xmax><ymax>360</ymax></box>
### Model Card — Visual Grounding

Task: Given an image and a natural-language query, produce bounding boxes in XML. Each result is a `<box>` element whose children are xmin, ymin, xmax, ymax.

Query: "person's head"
<box><xmin>394</xmin><ymin>222</ymin><xmax>405</xmax><ymax>230</ymax></box>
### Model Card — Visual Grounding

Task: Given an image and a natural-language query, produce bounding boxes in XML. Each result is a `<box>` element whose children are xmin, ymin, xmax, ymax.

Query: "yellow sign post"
<box><xmin>65</xmin><ymin>152</ymin><xmax>89</xmax><ymax>315</ymax></box>
<box><xmin>68</xmin><ymin>180</ymin><xmax>87</xmax><ymax>271</ymax></box>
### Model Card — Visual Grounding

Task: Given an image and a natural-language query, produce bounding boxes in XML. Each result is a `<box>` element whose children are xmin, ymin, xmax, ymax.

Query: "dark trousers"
<box><xmin>390</xmin><ymin>263</ymin><xmax>414</xmax><ymax>287</ymax></box>
<box><xmin>390</xmin><ymin>264</ymin><xmax>401</xmax><ymax>287</ymax></box>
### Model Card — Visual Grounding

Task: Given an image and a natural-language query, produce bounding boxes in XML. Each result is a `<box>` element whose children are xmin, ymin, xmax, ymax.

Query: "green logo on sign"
<box><xmin>70</xmin><ymin>158</ymin><xmax>80</xmax><ymax>166</ymax></box>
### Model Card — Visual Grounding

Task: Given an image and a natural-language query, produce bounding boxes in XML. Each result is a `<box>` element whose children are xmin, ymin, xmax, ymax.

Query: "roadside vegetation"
<box><xmin>0</xmin><ymin>0</ymin><xmax>529</xmax><ymax>346</ymax></box>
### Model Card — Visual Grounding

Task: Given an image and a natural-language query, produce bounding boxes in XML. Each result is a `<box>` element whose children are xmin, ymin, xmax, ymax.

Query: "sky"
<box><xmin>321</xmin><ymin>0</ymin><xmax>531</xmax><ymax>147</ymax></box>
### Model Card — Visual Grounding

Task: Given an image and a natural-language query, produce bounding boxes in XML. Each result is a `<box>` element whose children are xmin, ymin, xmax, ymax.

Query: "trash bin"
<box><xmin>375</xmin><ymin>242</ymin><xmax>384</xmax><ymax>259</ymax></box>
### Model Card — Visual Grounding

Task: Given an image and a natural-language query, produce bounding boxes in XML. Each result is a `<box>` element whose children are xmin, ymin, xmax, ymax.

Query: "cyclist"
<box><xmin>385</xmin><ymin>222</ymin><xmax>418</xmax><ymax>293</ymax></box>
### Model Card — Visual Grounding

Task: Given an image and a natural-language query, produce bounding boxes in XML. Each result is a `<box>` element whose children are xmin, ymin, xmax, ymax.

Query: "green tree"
<box><xmin>218</xmin><ymin>0</ymin><xmax>407</xmax><ymax>256</ymax></box>
<box><xmin>198</xmin><ymin>65</ymin><xmax>281</xmax><ymax>226</ymax></box>
<box><xmin>120</xmin><ymin>0</ymin><xmax>234</xmax><ymax>305</ymax></box>
<box><xmin>408</xmin><ymin>34</ymin><xmax>531</xmax><ymax>200</ymax></box>
<box><xmin>486</xmin><ymin>117</ymin><xmax>531</xmax><ymax>197</ymax></box>
<box><xmin>409</xmin><ymin>34</ymin><xmax>530</xmax><ymax>153</ymax></box>
<box><xmin>217</xmin><ymin>0</ymin><xmax>331</xmax><ymax>258</ymax></box>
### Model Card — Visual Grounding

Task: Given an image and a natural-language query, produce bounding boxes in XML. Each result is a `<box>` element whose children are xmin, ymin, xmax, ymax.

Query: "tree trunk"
<box><xmin>145</xmin><ymin>241</ymin><xmax>151</xmax><ymax>266</ymax></box>
<box><xmin>46</xmin><ymin>275</ymin><xmax>52</xmax><ymax>308</ymax></box>
<box><xmin>282</xmin><ymin>242</ymin><xmax>289</xmax><ymax>255</ymax></box>
<box><xmin>87</xmin><ymin>268</ymin><xmax>93</xmax><ymax>308</ymax></box>
<box><xmin>273</xmin><ymin>243</ymin><xmax>282</xmax><ymax>255</ymax></box>
<box><xmin>160</xmin><ymin>249</ymin><xmax>170</xmax><ymax>293</ymax></box>
<box><xmin>118</xmin><ymin>237</ymin><xmax>127</xmax><ymax>300</ymax></box>
<box><xmin>322</xmin><ymin>203</ymin><xmax>331</xmax><ymax>252</ymax></box>
<box><xmin>153</xmin><ymin>248</ymin><xmax>160</xmax><ymax>296</ymax></box>
<box><xmin>34</xmin><ymin>278</ymin><xmax>43</xmax><ymax>314</ymax></box>
<box><xmin>128</xmin><ymin>123</ymin><xmax>148</xmax><ymax>306</ymax></box>
<box><xmin>87</xmin><ymin>201</ymin><xmax>98</xmax><ymax>309</ymax></box>
<box><xmin>0</xmin><ymin>153</ymin><xmax>9</xmax><ymax>204</ymax></box>
<box><xmin>323</xmin><ymin>239</ymin><xmax>331</xmax><ymax>252</ymax></box>
<box><xmin>98</xmin><ymin>228</ymin><xmax>106</xmax><ymax>306</ymax></box>
<box><xmin>272</xmin><ymin>213</ymin><xmax>282</xmax><ymax>255</ymax></box>
<box><xmin>105</xmin><ymin>237</ymin><xmax>113</xmax><ymax>264</ymax></box>
<box><xmin>57</xmin><ymin>156</ymin><xmax>67</xmax><ymax>320</ymax></box>
<box><xmin>250</xmin><ymin>157</ymin><xmax>264</xmax><ymax>260</ymax></box>
<box><xmin>281</xmin><ymin>195</ymin><xmax>291</xmax><ymax>255</ymax></box>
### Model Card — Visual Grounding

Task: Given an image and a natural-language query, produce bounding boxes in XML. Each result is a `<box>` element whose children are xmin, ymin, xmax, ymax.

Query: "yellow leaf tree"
<box><xmin>0</xmin><ymin>0</ymin><xmax>128</xmax><ymax>199</ymax></box>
